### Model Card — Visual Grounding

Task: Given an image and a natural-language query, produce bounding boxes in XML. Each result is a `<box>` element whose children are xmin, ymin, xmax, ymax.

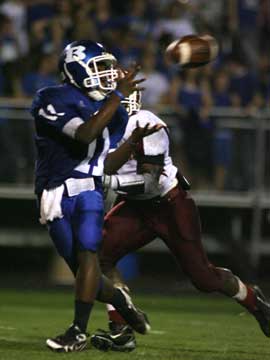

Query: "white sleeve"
<box><xmin>143</xmin><ymin>128</ymin><xmax>168</xmax><ymax>156</ymax></box>
<box><xmin>119</xmin><ymin>110</ymin><xmax>168</xmax><ymax>155</ymax></box>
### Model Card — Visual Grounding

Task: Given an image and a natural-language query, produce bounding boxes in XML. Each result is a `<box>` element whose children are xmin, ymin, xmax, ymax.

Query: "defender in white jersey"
<box><xmin>91</xmin><ymin>91</ymin><xmax>270</xmax><ymax>352</ymax></box>
<box><xmin>116</xmin><ymin>110</ymin><xmax>178</xmax><ymax>199</ymax></box>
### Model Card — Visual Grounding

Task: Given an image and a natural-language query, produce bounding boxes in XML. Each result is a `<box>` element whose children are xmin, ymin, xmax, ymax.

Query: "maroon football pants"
<box><xmin>100</xmin><ymin>185</ymin><xmax>229</xmax><ymax>293</ymax></box>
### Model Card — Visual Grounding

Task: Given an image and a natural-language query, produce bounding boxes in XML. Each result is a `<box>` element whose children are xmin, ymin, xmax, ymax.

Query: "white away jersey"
<box><xmin>118</xmin><ymin>109</ymin><xmax>178</xmax><ymax>199</ymax></box>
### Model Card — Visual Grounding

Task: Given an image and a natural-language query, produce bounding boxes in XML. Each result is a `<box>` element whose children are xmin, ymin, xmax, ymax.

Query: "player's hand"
<box><xmin>116</xmin><ymin>64</ymin><xmax>145</xmax><ymax>97</ymax></box>
<box><xmin>131</xmin><ymin>121</ymin><xmax>165</xmax><ymax>143</ymax></box>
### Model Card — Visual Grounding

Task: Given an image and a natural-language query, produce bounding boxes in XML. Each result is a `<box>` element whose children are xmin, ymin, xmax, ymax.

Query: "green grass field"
<box><xmin>0</xmin><ymin>289</ymin><xmax>269</xmax><ymax>360</ymax></box>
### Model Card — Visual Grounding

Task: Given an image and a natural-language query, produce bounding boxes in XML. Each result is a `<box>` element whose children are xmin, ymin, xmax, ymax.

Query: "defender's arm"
<box><xmin>104</xmin><ymin>162</ymin><xmax>163</xmax><ymax>196</ymax></box>
<box><xmin>104</xmin><ymin>124</ymin><xmax>164</xmax><ymax>175</ymax></box>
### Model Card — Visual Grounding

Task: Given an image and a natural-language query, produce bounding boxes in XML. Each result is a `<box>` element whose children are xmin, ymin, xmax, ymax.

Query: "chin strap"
<box><xmin>88</xmin><ymin>89</ymin><xmax>107</xmax><ymax>101</ymax></box>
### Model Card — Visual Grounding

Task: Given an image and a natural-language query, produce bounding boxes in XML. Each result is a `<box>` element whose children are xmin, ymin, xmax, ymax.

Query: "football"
<box><xmin>165</xmin><ymin>34</ymin><xmax>219</xmax><ymax>68</ymax></box>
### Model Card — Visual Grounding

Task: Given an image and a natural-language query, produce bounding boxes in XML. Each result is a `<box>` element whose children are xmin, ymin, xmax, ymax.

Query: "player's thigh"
<box><xmin>73</xmin><ymin>190</ymin><xmax>104</xmax><ymax>252</ymax></box>
<box><xmin>100</xmin><ymin>201</ymin><xmax>155</xmax><ymax>265</ymax></box>
<box><xmin>155</xmin><ymin>190</ymin><xmax>223</xmax><ymax>290</ymax></box>
<box><xmin>160</xmin><ymin>189</ymin><xmax>209</xmax><ymax>265</ymax></box>
<box><xmin>48</xmin><ymin>216</ymin><xmax>77</xmax><ymax>274</ymax></box>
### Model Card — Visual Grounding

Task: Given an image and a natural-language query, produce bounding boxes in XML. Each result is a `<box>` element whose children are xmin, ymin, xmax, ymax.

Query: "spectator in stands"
<box><xmin>124</xmin><ymin>0</ymin><xmax>155</xmax><ymax>39</ymax></box>
<box><xmin>153</xmin><ymin>1</ymin><xmax>196</xmax><ymax>40</ymax></box>
<box><xmin>92</xmin><ymin>0</ymin><xmax>114</xmax><ymax>34</ymax></box>
<box><xmin>0</xmin><ymin>13</ymin><xmax>20</xmax><ymax>96</ymax></box>
<box><xmin>211</xmin><ymin>69</ymin><xmax>233</xmax><ymax>190</ymax></box>
<box><xmin>177</xmin><ymin>68</ymin><xmax>214</xmax><ymax>189</ymax></box>
<box><xmin>138</xmin><ymin>49</ymin><xmax>170</xmax><ymax>110</ymax></box>
<box><xmin>227</xmin><ymin>54</ymin><xmax>258</xmax><ymax>191</ymax></box>
<box><xmin>228</xmin><ymin>55</ymin><xmax>258</xmax><ymax>108</ymax></box>
<box><xmin>228</xmin><ymin>0</ymin><xmax>260</xmax><ymax>69</ymax></box>
<box><xmin>21</xmin><ymin>53</ymin><xmax>58</xmax><ymax>97</ymax></box>
<box><xmin>52</xmin><ymin>0</ymin><xmax>75</xmax><ymax>50</ymax></box>
<box><xmin>73</xmin><ymin>0</ymin><xmax>97</xmax><ymax>42</ymax></box>
<box><xmin>109</xmin><ymin>27</ymin><xmax>142</xmax><ymax>69</ymax></box>
<box><xmin>0</xmin><ymin>0</ymin><xmax>29</xmax><ymax>57</ymax></box>
<box><xmin>188</xmin><ymin>0</ymin><xmax>225</xmax><ymax>34</ymax></box>
<box><xmin>27</xmin><ymin>0</ymin><xmax>57</xmax><ymax>66</ymax></box>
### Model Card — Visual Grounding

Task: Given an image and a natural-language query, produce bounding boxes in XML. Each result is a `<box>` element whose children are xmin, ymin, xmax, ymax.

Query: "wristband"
<box><xmin>113</xmin><ymin>89</ymin><xmax>125</xmax><ymax>100</ymax></box>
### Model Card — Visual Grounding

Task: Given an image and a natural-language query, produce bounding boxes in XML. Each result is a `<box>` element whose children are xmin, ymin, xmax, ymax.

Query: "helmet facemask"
<box><xmin>75</xmin><ymin>53</ymin><xmax>118</xmax><ymax>100</ymax></box>
<box><xmin>122</xmin><ymin>90</ymin><xmax>142</xmax><ymax>115</ymax></box>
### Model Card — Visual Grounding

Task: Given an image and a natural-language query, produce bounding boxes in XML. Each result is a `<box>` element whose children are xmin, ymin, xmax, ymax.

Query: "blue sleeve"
<box><xmin>32</xmin><ymin>90</ymin><xmax>86</xmax><ymax>138</ymax></box>
<box><xmin>109</xmin><ymin>106</ymin><xmax>128</xmax><ymax>150</ymax></box>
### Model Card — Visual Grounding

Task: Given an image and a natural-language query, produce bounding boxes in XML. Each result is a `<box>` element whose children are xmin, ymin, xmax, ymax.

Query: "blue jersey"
<box><xmin>31</xmin><ymin>83</ymin><xmax>128</xmax><ymax>195</ymax></box>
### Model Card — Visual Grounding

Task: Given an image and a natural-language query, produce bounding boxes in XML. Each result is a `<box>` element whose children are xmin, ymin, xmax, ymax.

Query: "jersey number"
<box><xmin>75</xmin><ymin>127</ymin><xmax>110</xmax><ymax>176</ymax></box>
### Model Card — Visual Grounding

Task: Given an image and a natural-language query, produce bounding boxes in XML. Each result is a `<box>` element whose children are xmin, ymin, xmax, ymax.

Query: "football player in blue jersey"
<box><xmin>31</xmin><ymin>40</ymin><xmax>161</xmax><ymax>353</ymax></box>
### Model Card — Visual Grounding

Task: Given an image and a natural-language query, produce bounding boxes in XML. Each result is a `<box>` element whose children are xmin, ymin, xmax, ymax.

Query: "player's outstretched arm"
<box><xmin>103</xmin><ymin>162</ymin><xmax>163</xmax><ymax>196</ymax></box>
<box><xmin>104</xmin><ymin>122</ymin><xmax>164</xmax><ymax>175</ymax></box>
<box><xmin>75</xmin><ymin>65</ymin><xmax>144</xmax><ymax>144</ymax></box>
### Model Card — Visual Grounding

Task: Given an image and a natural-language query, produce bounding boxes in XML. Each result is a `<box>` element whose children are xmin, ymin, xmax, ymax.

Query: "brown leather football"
<box><xmin>165</xmin><ymin>34</ymin><xmax>219</xmax><ymax>68</ymax></box>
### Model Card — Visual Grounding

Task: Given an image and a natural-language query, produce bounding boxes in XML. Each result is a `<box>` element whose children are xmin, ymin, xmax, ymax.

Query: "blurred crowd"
<box><xmin>0</xmin><ymin>0</ymin><xmax>270</xmax><ymax>189</ymax></box>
